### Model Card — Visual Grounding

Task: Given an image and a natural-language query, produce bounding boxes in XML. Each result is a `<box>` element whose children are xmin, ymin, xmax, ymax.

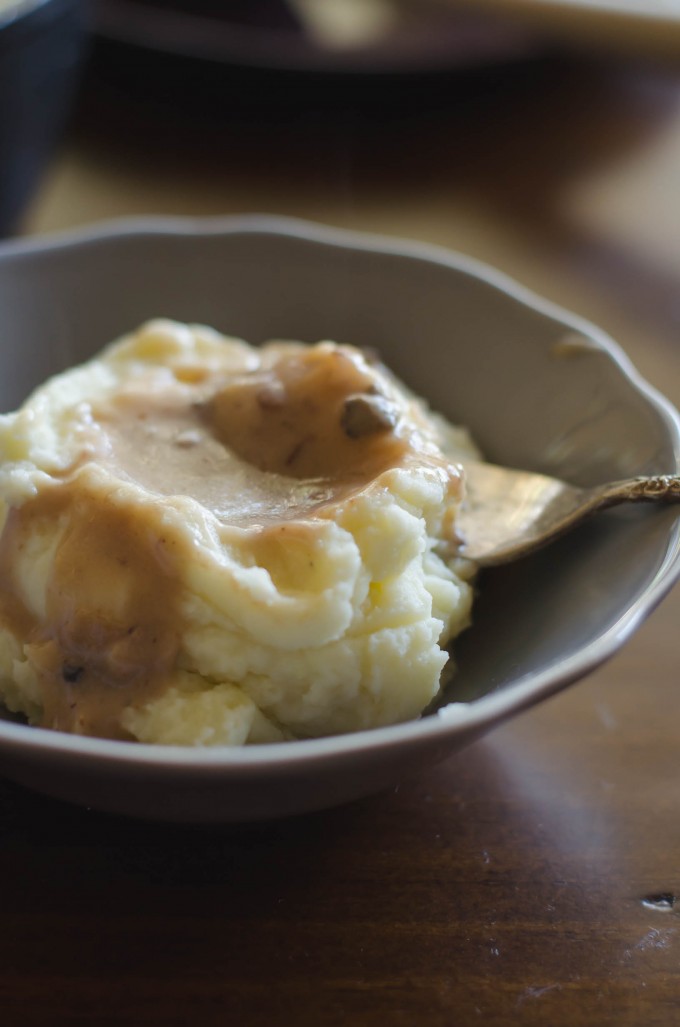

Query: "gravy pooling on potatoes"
<box><xmin>0</xmin><ymin>482</ymin><xmax>186</xmax><ymax>738</ymax></box>
<box><xmin>0</xmin><ymin>339</ymin><xmax>464</xmax><ymax>739</ymax></box>
<box><xmin>97</xmin><ymin>342</ymin><xmax>460</xmax><ymax>528</ymax></box>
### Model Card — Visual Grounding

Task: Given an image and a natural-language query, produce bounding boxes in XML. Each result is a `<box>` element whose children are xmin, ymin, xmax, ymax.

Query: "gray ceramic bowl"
<box><xmin>0</xmin><ymin>215</ymin><xmax>678</xmax><ymax>822</ymax></box>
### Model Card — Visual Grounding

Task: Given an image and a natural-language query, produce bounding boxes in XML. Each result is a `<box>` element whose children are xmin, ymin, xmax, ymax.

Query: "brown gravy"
<box><xmin>96</xmin><ymin>345</ymin><xmax>429</xmax><ymax>528</ymax></box>
<box><xmin>0</xmin><ymin>485</ymin><xmax>185</xmax><ymax>739</ymax></box>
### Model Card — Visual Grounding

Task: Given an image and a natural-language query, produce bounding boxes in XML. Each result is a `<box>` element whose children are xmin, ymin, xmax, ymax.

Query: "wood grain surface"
<box><xmin>6</xmin><ymin>44</ymin><xmax>680</xmax><ymax>1026</ymax></box>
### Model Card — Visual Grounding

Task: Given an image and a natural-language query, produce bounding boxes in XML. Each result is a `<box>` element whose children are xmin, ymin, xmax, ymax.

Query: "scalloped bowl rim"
<box><xmin>0</xmin><ymin>213</ymin><xmax>678</xmax><ymax>772</ymax></box>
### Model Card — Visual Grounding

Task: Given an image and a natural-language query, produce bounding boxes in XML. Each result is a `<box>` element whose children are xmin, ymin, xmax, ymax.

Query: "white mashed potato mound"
<box><xmin>0</xmin><ymin>320</ymin><xmax>477</xmax><ymax>745</ymax></box>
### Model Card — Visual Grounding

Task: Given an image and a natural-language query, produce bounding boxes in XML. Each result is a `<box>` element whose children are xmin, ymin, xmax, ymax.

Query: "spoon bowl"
<box><xmin>458</xmin><ymin>461</ymin><xmax>680</xmax><ymax>566</ymax></box>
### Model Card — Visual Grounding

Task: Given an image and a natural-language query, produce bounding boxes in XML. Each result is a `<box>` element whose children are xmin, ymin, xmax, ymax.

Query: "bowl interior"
<box><xmin>0</xmin><ymin>220</ymin><xmax>678</xmax><ymax>716</ymax></box>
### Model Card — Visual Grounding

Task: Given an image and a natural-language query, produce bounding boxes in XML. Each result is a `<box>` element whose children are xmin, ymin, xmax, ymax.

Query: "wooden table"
<box><xmin>6</xmin><ymin>44</ymin><xmax>680</xmax><ymax>1025</ymax></box>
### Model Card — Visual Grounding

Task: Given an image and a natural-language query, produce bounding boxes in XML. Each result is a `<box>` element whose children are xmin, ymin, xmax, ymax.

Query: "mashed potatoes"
<box><xmin>0</xmin><ymin>320</ymin><xmax>476</xmax><ymax>745</ymax></box>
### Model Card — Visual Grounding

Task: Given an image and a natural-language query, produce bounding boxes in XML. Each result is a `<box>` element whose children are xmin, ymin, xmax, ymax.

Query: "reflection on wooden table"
<box><xmin>9</xmin><ymin>42</ymin><xmax>680</xmax><ymax>1025</ymax></box>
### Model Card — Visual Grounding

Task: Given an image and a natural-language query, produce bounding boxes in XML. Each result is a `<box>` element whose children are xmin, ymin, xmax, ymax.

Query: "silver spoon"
<box><xmin>456</xmin><ymin>461</ymin><xmax>680</xmax><ymax>567</ymax></box>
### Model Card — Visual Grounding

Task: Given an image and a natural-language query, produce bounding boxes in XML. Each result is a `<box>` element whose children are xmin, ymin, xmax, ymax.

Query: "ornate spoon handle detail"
<box><xmin>597</xmin><ymin>475</ymin><xmax>680</xmax><ymax>507</ymax></box>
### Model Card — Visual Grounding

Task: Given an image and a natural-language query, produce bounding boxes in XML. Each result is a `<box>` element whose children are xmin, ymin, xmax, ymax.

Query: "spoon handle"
<box><xmin>591</xmin><ymin>474</ymin><xmax>680</xmax><ymax>511</ymax></box>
